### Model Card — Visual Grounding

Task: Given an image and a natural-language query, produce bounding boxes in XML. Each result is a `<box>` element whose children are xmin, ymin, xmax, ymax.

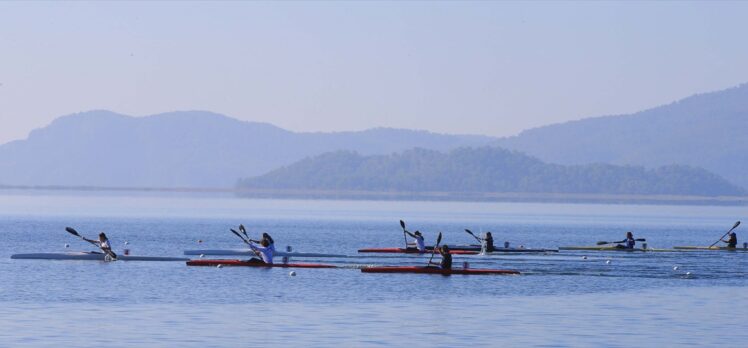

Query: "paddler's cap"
<box><xmin>414</xmin><ymin>231</ymin><xmax>422</xmax><ymax>236</ymax></box>
<box><xmin>99</xmin><ymin>232</ymin><xmax>107</xmax><ymax>238</ymax></box>
<box><xmin>626</xmin><ymin>231</ymin><xmax>633</xmax><ymax>237</ymax></box>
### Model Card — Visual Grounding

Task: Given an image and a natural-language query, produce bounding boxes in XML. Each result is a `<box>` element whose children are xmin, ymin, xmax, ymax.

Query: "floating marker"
<box><xmin>289</xmin><ymin>271</ymin><xmax>296</xmax><ymax>277</ymax></box>
<box><xmin>686</xmin><ymin>272</ymin><xmax>691</xmax><ymax>276</ymax></box>
<box><xmin>582</xmin><ymin>256</ymin><xmax>588</xmax><ymax>260</ymax></box>
<box><xmin>64</xmin><ymin>244</ymin><xmax>70</xmax><ymax>248</ymax></box>
<box><xmin>217</xmin><ymin>264</ymin><xmax>223</xmax><ymax>268</ymax></box>
<box><xmin>198</xmin><ymin>240</ymin><xmax>203</xmax><ymax>243</ymax></box>
<box><xmin>673</xmin><ymin>266</ymin><xmax>679</xmax><ymax>271</ymax></box>
<box><xmin>605</xmin><ymin>260</ymin><xmax>611</xmax><ymax>264</ymax></box>
<box><xmin>124</xmin><ymin>241</ymin><xmax>129</xmax><ymax>245</ymax></box>
<box><xmin>199</xmin><ymin>254</ymin><xmax>205</xmax><ymax>258</ymax></box>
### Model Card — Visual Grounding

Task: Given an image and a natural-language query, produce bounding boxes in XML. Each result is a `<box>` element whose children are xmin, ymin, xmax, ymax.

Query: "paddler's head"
<box><xmin>99</xmin><ymin>232</ymin><xmax>107</xmax><ymax>241</ymax></box>
<box><xmin>414</xmin><ymin>231</ymin><xmax>422</xmax><ymax>237</ymax></box>
<box><xmin>485</xmin><ymin>232</ymin><xmax>492</xmax><ymax>238</ymax></box>
<box><xmin>440</xmin><ymin>245</ymin><xmax>450</xmax><ymax>254</ymax></box>
<box><xmin>261</xmin><ymin>239</ymin><xmax>270</xmax><ymax>247</ymax></box>
<box><xmin>626</xmin><ymin>231</ymin><xmax>633</xmax><ymax>239</ymax></box>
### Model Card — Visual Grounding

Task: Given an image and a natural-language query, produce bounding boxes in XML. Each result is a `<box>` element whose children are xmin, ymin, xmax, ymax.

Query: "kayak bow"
<box><xmin>10</xmin><ymin>252</ymin><xmax>188</xmax><ymax>261</ymax></box>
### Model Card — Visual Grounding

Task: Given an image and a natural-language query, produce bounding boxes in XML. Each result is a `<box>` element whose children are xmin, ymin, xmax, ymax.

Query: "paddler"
<box><xmin>247</xmin><ymin>238</ymin><xmax>273</xmax><ymax>264</ymax></box>
<box><xmin>82</xmin><ymin>232</ymin><xmax>116</xmax><ymax>260</ymax></box>
<box><xmin>428</xmin><ymin>245</ymin><xmax>452</xmax><ymax>270</ymax></box>
<box><xmin>721</xmin><ymin>231</ymin><xmax>738</xmax><ymax>248</ymax></box>
<box><xmin>251</xmin><ymin>232</ymin><xmax>276</xmax><ymax>252</ymax></box>
<box><xmin>614</xmin><ymin>231</ymin><xmax>636</xmax><ymax>249</ymax></box>
<box><xmin>483</xmin><ymin>232</ymin><xmax>495</xmax><ymax>252</ymax></box>
<box><xmin>405</xmin><ymin>230</ymin><xmax>426</xmax><ymax>253</ymax></box>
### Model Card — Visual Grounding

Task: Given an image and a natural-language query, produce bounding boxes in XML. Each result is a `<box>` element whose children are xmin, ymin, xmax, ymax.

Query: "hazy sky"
<box><xmin>1</xmin><ymin>1</ymin><xmax>747</xmax><ymax>144</ymax></box>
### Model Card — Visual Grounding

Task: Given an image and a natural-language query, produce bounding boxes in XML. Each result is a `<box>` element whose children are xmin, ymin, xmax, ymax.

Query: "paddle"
<box><xmin>231</xmin><ymin>229</ymin><xmax>251</xmax><ymax>245</ymax></box>
<box><xmin>65</xmin><ymin>227</ymin><xmax>117</xmax><ymax>260</ymax></box>
<box><xmin>709</xmin><ymin>221</ymin><xmax>740</xmax><ymax>248</ymax></box>
<box><xmin>399</xmin><ymin>220</ymin><xmax>408</xmax><ymax>248</ymax></box>
<box><xmin>231</xmin><ymin>229</ymin><xmax>261</xmax><ymax>258</ymax></box>
<box><xmin>596</xmin><ymin>238</ymin><xmax>646</xmax><ymax>246</ymax></box>
<box><xmin>464</xmin><ymin>229</ymin><xmax>482</xmax><ymax>243</ymax></box>
<box><xmin>427</xmin><ymin>232</ymin><xmax>443</xmax><ymax>266</ymax></box>
<box><xmin>239</xmin><ymin>224</ymin><xmax>253</xmax><ymax>242</ymax></box>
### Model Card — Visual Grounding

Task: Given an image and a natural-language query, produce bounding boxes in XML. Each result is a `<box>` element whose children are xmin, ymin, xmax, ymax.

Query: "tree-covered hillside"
<box><xmin>239</xmin><ymin>147</ymin><xmax>744</xmax><ymax>196</ymax></box>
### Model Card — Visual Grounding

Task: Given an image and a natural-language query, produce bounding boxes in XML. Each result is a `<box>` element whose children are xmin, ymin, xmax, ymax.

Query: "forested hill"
<box><xmin>238</xmin><ymin>147</ymin><xmax>744</xmax><ymax>197</ymax></box>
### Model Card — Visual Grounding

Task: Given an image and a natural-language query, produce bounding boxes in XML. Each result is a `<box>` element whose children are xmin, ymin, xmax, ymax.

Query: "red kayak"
<box><xmin>361</xmin><ymin>266</ymin><xmax>520</xmax><ymax>275</ymax></box>
<box><xmin>186</xmin><ymin>259</ymin><xmax>337</xmax><ymax>268</ymax></box>
<box><xmin>357</xmin><ymin>248</ymin><xmax>477</xmax><ymax>255</ymax></box>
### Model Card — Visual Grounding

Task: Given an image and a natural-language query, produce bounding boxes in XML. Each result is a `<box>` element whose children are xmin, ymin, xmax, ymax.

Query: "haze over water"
<box><xmin>1</xmin><ymin>193</ymin><xmax>746</xmax><ymax>346</ymax></box>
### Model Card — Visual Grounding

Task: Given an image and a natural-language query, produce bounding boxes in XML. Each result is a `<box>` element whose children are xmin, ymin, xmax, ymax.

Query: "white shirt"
<box><xmin>249</xmin><ymin>242</ymin><xmax>274</xmax><ymax>264</ymax></box>
<box><xmin>414</xmin><ymin>236</ymin><xmax>425</xmax><ymax>252</ymax></box>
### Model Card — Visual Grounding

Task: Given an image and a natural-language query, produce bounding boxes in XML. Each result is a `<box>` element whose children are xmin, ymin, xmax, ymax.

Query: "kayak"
<box><xmin>673</xmin><ymin>246</ymin><xmax>748</xmax><ymax>251</ymax></box>
<box><xmin>559</xmin><ymin>246</ymin><xmax>676</xmax><ymax>252</ymax></box>
<box><xmin>186</xmin><ymin>259</ymin><xmax>338</xmax><ymax>268</ymax></box>
<box><xmin>358</xmin><ymin>247</ymin><xmax>555</xmax><ymax>254</ymax></box>
<box><xmin>357</xmin><ymin>248</ymin><xmax>477</xmax><ymax>255</ymax></box>
<box><xmin>415</xmin><ymin>245</ymin><xmax>558</xmax><ymax>253</ymax></box>
<box><xmin>183</xmin><ymin>249</ymin><xmax>347</xmax><ymax>257</ymax></box>
<box><xmin>10</xmin><ymin>252</ymin><xmax>189</xmax><ymax>261</ymax></box>
<box><xmin>361</xmin><ymin>266</ymin><xmax>520</xmax><ymax>275</ymax></box>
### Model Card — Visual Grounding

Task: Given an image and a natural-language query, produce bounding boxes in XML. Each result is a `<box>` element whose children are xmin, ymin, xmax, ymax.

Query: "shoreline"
<box><xmin>1</xmin><ymin>184</ymin><xmax>747</xmax><ymax>206</ymax></box>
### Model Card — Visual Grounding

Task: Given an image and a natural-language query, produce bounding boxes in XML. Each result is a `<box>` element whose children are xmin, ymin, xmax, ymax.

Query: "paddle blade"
<box><xmin>239</xmin><ymin>224</ymin><xmax>246</xmax><ymax>233</ymax></box>
<box><xmin>635</xmin><ymin>238</ymin><xmax>647</xmax><ymax>242</ymax></box>
<box><xmin>596</xmin><ymin>241</ymin><xmax>608</xmax><ymax>245</ymax></box>
<box><xmin>230</xmin><ymin>229</ymin><xmax>243</xmax><ymax>240</ymax></box>
<box><xmin>399</xmin><ymin>220</ymin><xmax>405</xmax><ymax>229</ymax></box>
<box><xmin>435</xmin><ymin>232</ymin><xmax>442</xmax><ymax>247</ymax></box>
<box><xmin>465</xmin><ymin>229</ymin><xmax>473</xmax><ymax>235</ymax></box>
<box><xmin>65</xmin><ymin>227</ymin><xmax>80</xmax><ymax>237</ymax></box>
<box><xmin>733</xmin><ymin>221</ymin><xmax>741</xmax><ymax>229</ymax></box>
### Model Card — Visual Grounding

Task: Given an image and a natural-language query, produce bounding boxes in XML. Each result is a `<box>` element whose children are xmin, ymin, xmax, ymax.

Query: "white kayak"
<box><xmin>183</xmin><ymin>249</ymin><xmax>347</xmax><ymax>258</ymax></box>
<box><xmin>11</xmin><ymin>252</ymin><xmax>189</xmax><ymax>261</ymax></box>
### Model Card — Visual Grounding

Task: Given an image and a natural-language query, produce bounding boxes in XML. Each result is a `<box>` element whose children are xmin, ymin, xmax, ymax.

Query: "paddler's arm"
<box><xmin>404</xmin><ymin>231</ymin><xmax>416</xmax><ymax>238</ymax></box>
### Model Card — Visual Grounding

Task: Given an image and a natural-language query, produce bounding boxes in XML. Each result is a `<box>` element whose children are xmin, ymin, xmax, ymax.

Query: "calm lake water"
<box><xmin>1</xmin><ymin>192</ymin><xmax>746</xmax><ymax>347</ymax></box>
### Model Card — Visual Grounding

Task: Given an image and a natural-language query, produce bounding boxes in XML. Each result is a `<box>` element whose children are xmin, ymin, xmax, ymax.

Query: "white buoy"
<box><xmin>686</xmin><ymin>272</ymin><xmax>691</xmax><ymax>276</ymax></box>
<box><xmin>124</xmin><ymin>241</ymin><xmax>129</xmax><ymax>245</ymax></box>
<box><xmin>605</xmin><ymin>260</ymin><xmax>611</xmax><ymax>264</ymax></box>
<box><xmin>217</xmin><ymin>264</ymin><xmax>223</xmax><ymax>268</ymax></box>
<box><xmin>64</xmin><ymin>244</ymin><xmax>70</xmax><ymax>248</ymax></box>
<box><xmin>199</xmin><ymin>254</ymin><xmax>205</xmax><ymax>258</ymax></box>
<box><xmin>289</xmin><ymin>271</ymin><xmax>296</xmax><ymax>277</ymax></box>
<box><xmin>673</xmin><ymin>266</ymin><xmax>679</xmax><ymax>271</ymax></box>
<box><xmin>582</xmin><ymin>256</ymin><xmax>588</xmax><ymax>260</ymax></box>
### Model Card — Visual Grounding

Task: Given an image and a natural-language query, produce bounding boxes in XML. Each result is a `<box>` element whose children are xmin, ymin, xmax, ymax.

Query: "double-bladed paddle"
<box><xmin>231</xmin><ymin>228</ymin><xmax>260</xmax><ymax>257</ymax></box>
<box><xmin>709</xmin><ymin>221</ymin><xmax>740</xmax><ymax>248</ymax></box>
<box><xmin>596</xmin><ymin>238</ymin><xmax>646</xmax><ymax>246</ymax></box>
<box><xmin>427</xmin><ymin>232</ymin><xmax>443</xmax><ymax>266</ymax></box>
<box><xmin>464</xmin><ymin>229</ymin><xmax>482</xmax><ymax>243</ymax></box>
<box><xmin>65</xmin><ymin>227</ymin><xmax>117</xmax><ymax>260</ymax></box>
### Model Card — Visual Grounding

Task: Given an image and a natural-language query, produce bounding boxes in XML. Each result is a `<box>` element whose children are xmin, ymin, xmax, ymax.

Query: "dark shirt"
<box><xmin>725</xmin><ymin>233</ymin><xmax>738</xmax><ymax>248</ymax></box>
<box><xmin>485</xmin><ymin>236</ymin><xmax>495</xmax><ymax>252</ymax></box>
<box><xmin>440</xmin><ymin>253</ymin><xmax>452</xmax><ymax>270</ymax></box>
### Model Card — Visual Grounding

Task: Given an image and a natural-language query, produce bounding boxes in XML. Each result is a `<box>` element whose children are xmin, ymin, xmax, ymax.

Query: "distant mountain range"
<box><xmin>0</xmin><ymin>110</ymin><xmax>494</xmax><ymax>187</ymax></box>
<box><xmin>238</xmin><ymin>147</ymin><xmax>744</xmax><ymax>197</ymax></box>
<box><xmin>496</xmin><ymin>83</ymin><xmax>748</xmax><ymax>189</ymax></box>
